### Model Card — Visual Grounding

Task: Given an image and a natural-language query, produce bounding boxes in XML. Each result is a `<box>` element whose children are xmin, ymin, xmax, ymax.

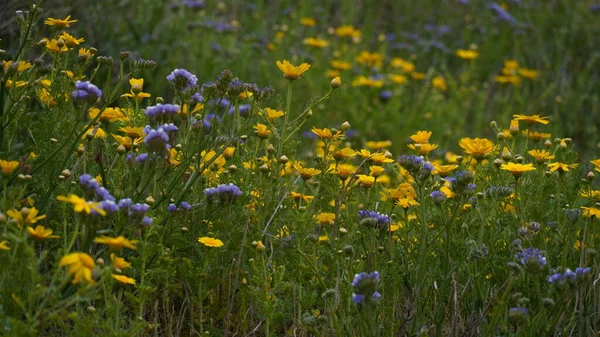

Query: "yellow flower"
<box><xmin>366</xmin><ymin>140</ymin><xmax>391</xmax><ymax>150</ymax></box>
<box><xmin>547</xmin><ymin>162</ymin><xmax>578</xmax><ymax>173</ymax></box>
<box><xmin>518</xmin><ymin>68</ymin><xmax>539</xmax><ymax>80</ymax></box>
<box><xmin>330</xmin><ymin>60</ymin><xmax>352</xmax><ymax>71</ymax></box>
<box><xmin>335</xmin><ymin>25</ymin><xmax>360</xmax><ymax>38</ymax></box>
<box><xmin>123</xmin><ymin>78</ymin><xmax>151</xmax><ymax>101</ymax></box>
<box><xmin>333</xmin><ymin>148</ymin><xmax>356</xmax><ymax>161</ymax></box>
<box><xmin>56</xmin><ymin>194</ymin><xmax>107</xmax><ymax>215</ymax></box>
<box><xmin>333</xmin><ymin>164</ymin><xmax>357</xmax><ymax>180</ymax></box>
<box><xmin>198</xmin><ymin>237</ymin><xmax>224</xmax><ymax>248</ymax></box>
<box><xmin>119</xmin><ymin>126</ymin><xmax>145</xmax><ymax>138</ymax></box>
<box><xmin>369</xmin><ymin>166</ymin><xmax>385</xmax><ymax>177</ymax></box>
<box><xmin>222</xmin><ymin>146</ymin><xmax>236</xmax><ymax>160</ymax></box>
<box><xmin>389</xmin><ymin>74</ymin><xmax>408</xmax><ymax>84</ymax></box>
<box><xmin>581</xmin><ymin>207</ymin><xmax>600</xmax><ymax>218</ymax></box>
<box><xmin>318</xmin><ymin>235</ymin><xmax>329</xmax><ymax>243</ymax></box>
<box><xmin>58</xmin><ymin>32</ymin><xmax>84</xmax><ymax>47</ymax></box>
<box><xmin>390</xmin><ymin>58</ymin><xmax>415</xmax><ymax>72</ymax></box>
<box><xmin>111</xmin><ymin>274</ymin><xmax>136</xmax><ymax>285</ymax></box>
<box><xmin>88</xmin><ymin>107</ymin><xmax>128</xmax><ymax>123</ymax></box>
<box><xmin>522</xmin><ymin>130</ymin><xmax>551</xmax><ymax>142</ymax></box>
<box><xmin>500</xmin><ymin>162</ymin><xmax>536</xmax><ymax>178</ymax></box>
<box><xmin>311</xmin><ymin>127</ymin><xmax>342</xmax><ymax>140</ymax></box>
<box><xmin>300</xmin><ymin>17</ymin><xmax>316</xmax><ymax>26</ymax></box>
<box><xmin>290</xmin><ymin>192</ymin><xmax>314</xmax><ymax>203</ymax></box>
<box><xmin>432</xmin><ymin>164</ymin><xmax>458</xmax><ymax>177</ymax></box>
<box><xmin>494</xmin><ymin>75</ymin><xmax>521</xmax><ymax>85</ymax></box>
<box><xmin>357</xmin><ymin>174</ymin><xmax>376</xmax><ymax>188</ymax></box>
<box><xmin>78</xmin><ymin>48</ymin><xmax>94</xmax><ymax>59</ymax></box>
<box><xmin>27</xmin><ymin>225</ymin><xmax>59</xmax><ymax>240</ymax></box>
<box><xmin>3</xmin><ymin>61</ymin><xmax>32</xmax><ymax>72</ymax></box>
<box><xmin>408</xmin><ymin>143</ymin><xmax>438</xmax><ymax>155</ymax></box>
<box><xmin>59</xmin><ymin>252</ymin><xmax>96</xmax><ymax>284</ymax></box>
<box><xmin>41</xmin><ymin>38</ymin><xmax>69</xmax><ymax>53</ymax></box>
<box><xmin>411</xmin><ymin>72</ymin><xmax>426</xmax><ymax>80</ymax></box>
<box><xmin>355</xmin><ymin>51</ymin><xmax>383</xmax><ymax>69</ymax></box>
<box><xmin>369</xmin><ymin>153</ymin><xmax>394</xmax><ymax>165</ymax></box>
<box><xmin>44</xmin><ymin>15</ymin><xmax>77</xmax><ymax>28</ymax></box>
<box><xmin>81</xmin><ymin>126</ymin><xmax>107</xmax><ymax>139</ymax></box>
<box><xmin>294</xmin><ymin>163</ymin><xmax>322</xmax><ymax>180</ymax></box>
<box><xmin>0</xmin><ymin>159</ymin><xmax>19</xmax><ymax>177</ymax></box>
<box><xmin>528</xmin><ymin>150</ymin><xmax>555</xmax><ymax>164</ymax></box>
<box><xmin>458</xmin><ymin>138</ymin><xmax>494</xmax><ymax>160</ymax></box>
<box><xmin>396</xmin><ymin>198</ymin><xmax>419</xmax><ymax>209</ymax></box>
<box><xmin>94</xmin><ymin>236</ymin><xmax>138</xmax><ymax>250</ymax></box>
<box><xmin>315</xmin><ymin>213</ymin><xmax>336</xmax><ymax>225</ymax></box>
<box><xmin>113</xmin><ymin>135</ymin><xmax>142</xmax><ymax>150</ymax></box>
<box><xmin>0</xmin><ymin>241</ymin><xmax>10</xmax><ymax>250</ymax></box>
<box><xmin>432</xmin><ymin>76</ymin><xmax>448</xmax><ymax>92</ymax></box>
<box><xmin>513</xmin><ymin>114</ymin><xmax>550</xmax><ymax>125</ymax></box>
<box><xmin>254</xmin><ymin>123</ymin><xmax>272</xmax><ymax>139</ymax></box>
<box><xmin>6</xmin><ymin>207</ymin><xmax>46</xmax><ymax>226</ymax></box>
<box><xmin>5</xmin><ymin>80</ymin><xmax>28</xmax><ymax>88</ymax></box>
<box><xmin>303</xmin><ymin>37</ymin><xmax>329</xmax><ymax>48</ymax></box>
<box><xmin>264</xmin><ymin>108</ymin><xmax>285</xmax><ymax>121</ymax></box>
<box><xmin>455</xmin><ymin>49</ymin><xmax>479</xmax><ymax>60</ymax></box>
<box><xmin>276</xmin><ymin>60</ymin><xmax>311</xmax><ymax>80</ymax></box>
<box><xmin>351</xmin><ymin>76</ymin><xmax>384</xmax><ymax>88</ymax></box>
<box><xmin>110</xmin><ymin>254</ymin><xmax>132</xmax><ymax>269</ymax></box>
<box><xmin>410</xmin><ymin>131</ymin><xmax>432</xmax><ymax>144</ymax></box>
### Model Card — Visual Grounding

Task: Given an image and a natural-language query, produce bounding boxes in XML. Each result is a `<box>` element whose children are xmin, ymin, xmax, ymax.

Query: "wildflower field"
<box><xmin>2</xmin><ymin>1</ymin><xmax>600</xmax><ymax>336</ymax></box>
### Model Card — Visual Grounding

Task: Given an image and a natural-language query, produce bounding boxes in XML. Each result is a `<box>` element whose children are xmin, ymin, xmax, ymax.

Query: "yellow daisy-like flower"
<box><xmin>5</xmin><ymin>80</ymin><xmax>28</xmax><ymax>88</ymax></box>
<box><xmin>513</xmin><ymin>114</ymin><xmax>550</xmax><ymax>125</ymax></box>
<box><xmin>458</xmin><ymin>138</ymin><xmax>494</xmax><ymax>161</ymax></box>
<box><xmin>330</xmin><ymin>60</ymin><xmax>352</xmax><ymax>71</ymax></box>
<box><xmin>56</xmin><ymin>195</ymin><xmax>106</xmax><ymax>215</ymax></box>
<box><xmin>518</xmin><ymin>68</ymin><xmax>539</xmax><ymax>80</ymax></box>
<box><xmin>276</xmin><ymin>60</ymin><xmax>311</xmax><ymax>81</ymax></box>
<box><xmin>112</xmin><ymin>274</ymin><xmax>136</xmax><ymax>285</ymax></box>
<box><xmin>369</xmin><ymin>165</ymin><xmax>386</xmax><ymax>177</ymax></box>
<box><xmin>455</xmin><ymin>49</ymin><xmax>479</xmax><ymax>60</ymax></box>
<box><xmin>311</xmin><ymin>127</ymin><xmax>342</xmax><ymax>140</ymax></box>
<box><xmin>294</xmin><ymin>163</ymin><xmax>322</xmax><ymax>180</ymax></box>
<box><xmin>88</xmin><ymin>107</ymin><xmax>128</xmax><ymax>123</ymax></box>
<box><xmin>357</xmin><ymin>174</ymin><xmax>376</xmax><ymax>188</ymax></box>
<box><xmin>119</xmin><ymin>126</ymin><xmax>145</xmax><ymax>138</ymax></box>
<box><xmin>300</xmin><ymin>17</ymin><xmax>316</xmax><ymax>26</ymax></box>
<box><xmin>0</xmin><ymin>159</ymin><xmax>20</xmax><ymax>177</ymax></box>
<box><xmin>113</xmin><ymin>135</ymin><xmax>142</xmax><ymax>150</ymax></box>
<box><xmin>198</xmin><ymin>237</ymin><xmax>224</xmax><ymax>248</ymax></box>
<box><xmin>522</xmin><ymin>130</ymin><xmax>551</xmax><ymax>142</ymax></box>
<box><xmin>27</xmin><ymin>225</ymin><xmax>59</xmax><ymax>240</ymax></box>
<box><xmin>94</xmin><ymin>236</ymin><xmax>138</xmax><ymax>250</ymax></box>
<box><xmin>123</xmin><ymin>78</ymin><xmax>151</xmax><ymax>101</ymax></box>
<box><xmin>44</xmin><ymin>15</ymin><xmax>77</xmax><ymax>28</ymax></box>
<box><xmin>335</xmin><ymin>25</ymin><xmax>361</xmax><ymax>38</ymax></box>
<box><xmin>528</xmin><ymin>150</ymin><xmax>555</xmax><ymax>164</ymax></box>
<box><xmin>6</xmin><ymin>207</ymin><xmax>46</xmax><ymax>226</ymax></box>
<box><xmin>432</xmin><ymin>76</ymin><xmax>448</xmax><ymax>92</ymax></box>
<box><xmin>389</xmin><ymin>74</ymin><xmax>408</xmax><ymax>85</ymax></box>
<box><xmin>40</xmin><ymin>38</ymin><xmax>69</xmax><ymax>53</ymax></box>
<box><xmin>3</xmin><ymin>61</ymin><xmax>32</xmax><ymax>72</ymax></box>
<box><xmin>110</xmin><ymin>254</ymin><xmax>132</xmax><ymax>270</ymax></box>
<box><xmin>411</xmin><ymin>72</ymin><xmax>426</xmax><ymax>80</ymax></box>
<box><xmin>333</xmin><ymin>148</ymin><xmax>356</xmax><ymax>161</ymax></box>
<box><xmin>59</xmin><ymin>252</ymin><xmax>96</xmax><ymax>284</ymax></box>
<box><xmin>254</xmin><ymin>123</ymin><xmax>272</xmax><ymax>139</ymax></box>
<box><xmin>390</xmin><ymin>58</ymin><xmax>415</xmax><ymax>73</ymax></box>
<box><xmin>547</xmin><ymin>162</ymin><xmax>578</xmax><ymax>173</ymax></box>
<box><xmin>264</xmin><ymin>108</ymin><xmax>285</xmax><ymax>121</ymax></box>
<box><xmin>333</xmin><ymin>164</ymin><xmax>357</xmax><ymax>180</ymax></box>
<box><xmin>369</xmin><ymin>153</ymin><xmax>394</xmax><ymax>165</ymax></box>
<box><xmin>396</xmin><ymin>198</ymin><xmax>419</xmax><ymax>209</ymax></box>
<box><xmin>432</xmin><ymin>164</ymin><xmax>458</xmax><ymax>177</ymax></box>
<box><xmin>315</xmin><ymin>212</ymin><xmax>336</xmax><ymax>225</ymax></box>
<box><xmin>290</xmin><ymin>192</ymin><xmax>314</xmax><ymax>203</ymax></box>
<box><xmin>410</xmin><ymin>131</ymin><xmax>432</xmax><ymax>144</ymax></box>
<box><xmin>365</xmin><ymin>140</ymin><xmax>392</xmax><ymax>150</ymax></box>
<box><xmin>351</xmin><ymin>76</ymin><xmax>384</xmax><ymax>88</ymax></box>
<box><xmin>303</xmin><ymin>37</ymin><xmax>329</xmax><ymax>48</ymax></box>
<box><xmin>500</xmin><ymin>162</ymin><xmax>536</xmax><ymax>178</ymax></box>
<box><xmin>408</xmin><ymin>143</ymin><xmax>438</xmax><ymax>155</ymax></box>
<box><xmin>0</xmin><ymin>241</ymin><xmax>10</xmax><ymax>251</ymax></box>
<box><xmin>581</xmin><ymin>207</ymin><xmax>600</xmax><ymax>218</ymax></box>
<box><xmin>58</xmin><ymin>32</ymin><xmax>84</xmax><ymax>47</ymax></box>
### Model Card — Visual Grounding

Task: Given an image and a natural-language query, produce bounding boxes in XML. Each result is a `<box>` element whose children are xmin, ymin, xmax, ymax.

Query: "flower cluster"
<box><xmin>358</xmin><ymin>210</ymin><xmax>391</xmax><ymax>229</ymax></box>
<box><xmin>204</xmin><ymin>183</ymin><xmax>243</xmax><ymax>204</ymax></box>
<box><xmin>351</xmin><ymin>271</ymin><xmax>381</xmax><ymax>308</ymax></box>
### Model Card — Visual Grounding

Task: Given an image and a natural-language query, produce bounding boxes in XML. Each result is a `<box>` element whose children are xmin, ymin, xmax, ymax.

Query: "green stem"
<box><xmin>278</xmin><ymin>81</ymin><xmax>293</xmax><ymax>155</ymax></box>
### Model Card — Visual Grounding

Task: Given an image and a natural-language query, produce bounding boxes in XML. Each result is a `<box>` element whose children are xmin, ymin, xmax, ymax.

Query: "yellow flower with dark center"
<box><xmin>6</xmin><ymin>207</ymin><xmax>46</xmax><ymax>226</ymax></box>
<box><xmin>528</xmin><ymin>150</ymin><xmax>555</xmax><ymax>164</ymax></box>
<box><xmin>389</xmin><ymin>74</ymin><xmax>408</xmax><ymax>84</ymax></box>
<box><xmin>0</xmin><ymin>159</ymin><xmax>19</xmax><ymax>177</ymax></box>
<box><xmin>366</xmin><ymin>140</ymin><xmax>391</xmax><ymax>150</ymax></box>
<box><xmin>303</xmin><ymin>37</ymin><xmax>329</xmax><ymax>48</ymax></box>
<box><xmin>58</xmin><ymin>32</ymin><xmax>84</xmax><ymax>47</ymax></box>
<box><xmin>56</xmin><ymin>194</ymin><xmax>106</xmax><ymax>215</ymax></box>
<box><xmin>27</xmin><ymin>225</ymin><xmax>59</xmax><ymax>240</ymax></box>
<box><xmin>547</xmin><ymin>162</ymin><xmax>578</xmax><ymax>173</ymax></box>
<box><xmin>513</xmin><ymin>114</ymin><xmax>550</xmax><ymax>125</ymax></box>
<box><xmin>78</xmin><ymin>48</ymin><xmax>94</xmax><ymax>59</ymax></box>
<box><xmin>333</xmin><ymin>164</ymin><xmax>357</xmax><ymax>180</ymax></box>
<box><xmin>0</xmin><ymin>241</ymin><xmax>9</xmax><ymax>251</ymax></box>
<box><xmin>119</xmin><ymin>126</ymin><xmax>145</xmax><ymax>138</ymax></box>
<box><xmin>254</xmin><ymin>123</ymin><xmax>272</xmax><ymax>139</ymax></box>
<box><xmin>432</xmin><ymin>164</ymin><xmax>458</xmax><ymax>177</ymax></box>
<box><xmin>410</xmin><ymin>131</ymin><xmax>432</xmax><ymax>144</ymax></box>
<box><xmin>357</xmin><ymin>174</ymin><xmax>375</xmax><ymax>188</ymax></box>
<box><xmin>408</xmin><ymin>143</ymin><xmax>438</xmax><ymax>155</ymax></box>
<box><xmin>276</xmin><ymin>60</ymin><xmax>311</xmax><ymax>80</ymax></box>
<box><xmin>455</xmin><ymin>49</ymin><xmax>479</xmax><ymax>60</ymax></box>
<box><xmin>458</xmin><ymin>137</ymin><xmax>494</xmax><ymax>160</ymax></box>
<box><xmin>94</xmin><ymin>236</ymin><xmax>138</xmax><ymax>250</ymax></box>
<box><xmin>110</xmin><ymin>254</ymin><xmax>132</xmax><ymax>269</ymax></box>
<box><xmin>44</xmin><ymin>15</ymin><xmax>77</xmax><ymax>28</ymax></box>
<box><xmin>581</xmin><ymin>207</ymin><xmax>600</xmax><ymax>218</ymax></box>
<box><xmin>300</xmin><ymin>17</ymin><xmax>316</xmax><ymax>26</ymax></box>
<box><xmin>522</xmin><ymin>130</ymin><xmax>551</xmax><ymax>142</ymax></box>
<box><xmin>315</xmin><ymin>212</ymin><xmax>335</xmax><ymax>225</ymax></box>
<box><xmin>432</xmin><ymin>76</ymin><xmax>448</xmax><ymax>92</ymax></box>
<box><xmin>518</xmin><ymin>68</ymin><xmax>539</xmax><ymax>80</ymax></box>
<box><xmin>264</xmin><ymin>108</ymin><xmax>285</xmax><ymax>121</ymax></box>
<box><xmin>59</xmin><ymin>252</ymin><xmax>95</xmax><ymax>284</ymax></box>
<box><xmin>198</xmin><ymin>237</ymin><xmax>224</xmax><ymax>248</ymax></box>
<box><xmin>330</xmin><ymin>60</ymin><xmax>352</xmax><ymax>71</ymax></box>
<box><xmin>500</xmin><ymin>162</ymin><xmax>536</xmax><ymax>178</ymax></box>
<box><xmin>294</xmin><ymin>163</ymin><xmax>322</xmax><ymax>180</ymax></box>
<box><xmin>81</xmin><ymin>126</ymin><xmax>107</xmax><ymax>139</ymax></box>
<box><xmin>3</xmin><ymin>61</ymin><xmax>32</xmax><ymax>72</ymax></box>
<box><xmin>369</xmin><ymin>153</ymin><xmax>394</xmax><ymax>165</ymax></box>
<box><xmin>112</xmin><ymin>274</ymin><xmax>136</xmax><ymax>285</ymax></box>
<box><xmin>333</xmin><ymin>148</ymin><xmax>356</xmax><ymax>161</ymax></box>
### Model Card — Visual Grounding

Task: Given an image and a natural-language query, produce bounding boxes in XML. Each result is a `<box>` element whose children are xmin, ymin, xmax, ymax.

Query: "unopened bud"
<box><xmin>330</xmin><ymin>76</ymin><xmax>341</xmax><ymax>89</ymax></box>
<box><xmin>96</xmin><ymin>258</ymin><xmax>105</xmax><ymax>265</ymax></box>
<box><xmin>228</xmin><ymin>165</ymin><xmax>238</xmax><ymax>173</ymax></box>
<box><xmin>341</xmin><ymin>121</ymin><xmax>350</xmax><ymax>131</ymax></box>
<box><xmin>514</xmin><ymin>155</ymin><xmax>524</xmax><ymax>163</ymax></box>
<box><xmin>587</xmin><ymin>171</ymin><xmax>595</xmax><ymax>181</ymax></box>
<box><xmin>267</xmin><ymin>144</ymin><xmax>275</xmax><ymax>153</ymax></box>
<box><xmin>259</xmin><ymin>164</ymin><xmax>270</xmax><ymax>173</ymax></box>
<box><xmin>279</xmin><ymin>155</ymin><xmax>288</xmax><ymax>164</ymax></box>
<box><xmin>117</xmin><ymin>144</ymin><xmax>127</xmax><ymax>154</ymax></box>
<box><xmin>61</xmin><ymin>169</ymin><xmax>71</xmax><ymax>178</ymax></box>
<box><xmin>145</xmin><ymin>196</ymin><xmax>155</xmax><ymax>205</ymax></box>
<box><xmin>493</xmin><ymin>158</ymin><xmax>503</xmax><ymax>168</ymax></box>
<box><xmin>497</xmin><ymin>132</ymin><xmax>505</xmax><ymax>141</ymax></box>
<box><xmin>544</xmin><ymin>140</ymin><xmax>552</xmax><ymax>148</ymax></box>
<box><xmin>155</xmin><ymin>97</ymin><xmax>164</xmax><ymax>104</ymax></box>
<box><xmin>456</xmin><ymin>156</ymin><xmax>464</xmax><ymax>163</ymax></box>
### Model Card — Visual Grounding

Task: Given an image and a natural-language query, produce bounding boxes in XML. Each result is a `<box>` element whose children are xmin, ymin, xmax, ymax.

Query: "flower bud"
<box><xmin>497</xmin><ymin>132</ymin><xmax>505</xmax><ymax>141</ymax></box>
<box><xmin>145</xmin><ymin>196</ymin><xmax>155</xmax><ymax>205</ymax></box>
<box><xmin>544</xmin><ymin>140</ymin><xmax>552</xmax><ymax>148</ymax></box>
<box><xmin>493</xmin><ymin>158</ymin><xmax>502</xmax><ymax>168</ymax></box>
<box><xmin>587</xmin><ymin>171</ymin><xmax>595</xmax><ymax>181</ymax></box>
<box><xmin>341</xmin><ymin>121</ymin><xmax>350</xmax><ymax>131</ymax></box>
<box><xmin>330</xmin><ymin>76</ymin><xmax>341</xmax><ymax>89</ymax></box>
<box><xmin>279</xmin><ymin>155</ymin><xmax>288</xmax><ymax>164</ymax></box>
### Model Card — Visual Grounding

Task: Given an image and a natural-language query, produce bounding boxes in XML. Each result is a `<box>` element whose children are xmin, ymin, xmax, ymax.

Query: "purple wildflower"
<box><xmin>72</xmin><ymin>81</ymin><xmax>102</xmax><ymax>103</ymax></box>
<box><xmin>167</xmin><ymin>68</ymin><xmax>198</xmax><ymax>92</ymax></box>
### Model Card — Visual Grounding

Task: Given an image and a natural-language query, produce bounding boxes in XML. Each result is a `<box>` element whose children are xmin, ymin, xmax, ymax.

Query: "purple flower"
<box><xmin>180</xmin><ymin>202</ymin><xmax>192</xmax><ymax>210</ymax></box>
<box><xmin>145</xmin><ymin>104</ymin><xmax>180</xmax><ymax>124</ymax></box>
<box><xmin>118</xmin><ymin>198</ymin><xmax>132</xmax><ymax>209</ymax></box>
<box><xmin>141</xmin><ymin>216</ymin><xmax>153</xmax><ymax>226</ymax></box>
<box><xmin>515</xmin><ymin>247</ymin><xmax>547</xmax><ymax>272</ymax></box>
<box><xmin>130</xmin><ymin>203</ymin><xmax>150</xmax><ymax>215</ymax></box>
<box><xmin>144</xmin><ymin>127</ymin><xmax>170</xmax><ymax>152</ymax></box>
<box><xmin>72</xmin><ymin>81</ymin><xmax>102</xmax><ymax>103</ymax></box>
<box><xmin>167</xmin><ymin>203</ymin><xmax>178</xmax><ymax>212</ymax></box>
<box><xmin>358</xmin><ymin>210</ymin><xmax>391</xmax><ymax>229</ymax></box>
<box><xmin>100</xmin><ymin>200</ymin><xmax>119</xmax><ymax>213</ymax></box>
<box><xmin>352</xmin><ymin>293</ymin><xmax>365</xmax><ymax>304</ymax></box>
<box><xmin>351</xmin><ymin>271</ymin><xmax>381</xmax><ymax>307</ymax></box>
<box><xmin>167</xmin><ymin>68</ymin><xmax>198</xmax><ymax>92</ymax></box>
<box><xmin>430</xmin><ymin>190</ymin><xmax>447</xmax><ymax>204</ymax></box>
